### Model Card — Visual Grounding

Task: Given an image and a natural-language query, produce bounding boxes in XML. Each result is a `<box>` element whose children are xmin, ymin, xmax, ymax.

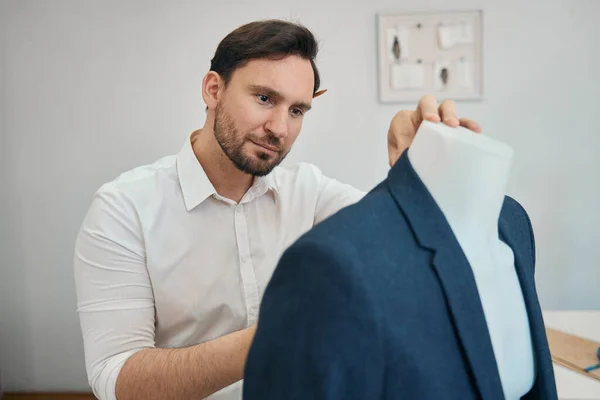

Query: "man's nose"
<box><xmin>264</xmin><ymin>108</ymin><xmax>289</xmax><ymax>139</ymax></box>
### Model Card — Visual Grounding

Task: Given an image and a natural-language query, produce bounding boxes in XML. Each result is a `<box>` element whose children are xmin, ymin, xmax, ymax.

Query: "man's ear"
<box><xmin>202</xmin><ymin>71</ymin><xmax>223</xmax><ymax>110</ymax></box>
<box><xmin>313</xmin><ymin>89</ymin><xmax>327</xmax><ymax>98</ymax></box>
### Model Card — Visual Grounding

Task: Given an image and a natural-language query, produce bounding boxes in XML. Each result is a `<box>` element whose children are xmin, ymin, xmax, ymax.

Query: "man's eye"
<box><xmin>291</xmin><ymin>108</ymin><xmax>304</xmax><ymax>117</ymax></box>
<box><xmin>257</xmin><ymin>95</ymin><xmax>269</xmax><ymax>103</ymax></box>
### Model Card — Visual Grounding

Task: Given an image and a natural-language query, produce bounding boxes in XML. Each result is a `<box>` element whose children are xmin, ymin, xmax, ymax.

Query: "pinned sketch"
<box><xmin>434</xmin><ymin>61</ymin><xmax>451</xmax><ymax>91</ymax></box>
<box><xmin>387</xmin><ymin>27</ymin><xmax>410</xmax><ymax>62</ymax></box>
<box><xmin>392</xmin><ymin>36</ymin><xmax>401</xmax><ymax>60</ymax></box>
<box><xmin>391</xmin><ymin>63</ymin><xmax>424</xmax><ymax>89</ymax></box>
<box><xmin>437</xmin><ymin>22</ymin><xmax>474</xmax><ymax>49</ymax></box>
<box><xmin>456</xmin><ymin>58</ymin><xmax>474</xmax><ymax>89</ymax></box>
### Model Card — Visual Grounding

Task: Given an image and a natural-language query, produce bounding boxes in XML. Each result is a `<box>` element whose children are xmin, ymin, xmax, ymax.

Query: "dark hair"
<box><xmin>210</xmin><ymin>19</ymin><xmax>320</xmax><ymax>94</ymax></box>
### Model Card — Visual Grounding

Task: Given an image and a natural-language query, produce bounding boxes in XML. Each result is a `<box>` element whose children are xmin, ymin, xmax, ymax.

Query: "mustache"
<box><xmin>248</xmin><ymin>135</ymin><xmax>283</xmax><ymax>151</ymax></box>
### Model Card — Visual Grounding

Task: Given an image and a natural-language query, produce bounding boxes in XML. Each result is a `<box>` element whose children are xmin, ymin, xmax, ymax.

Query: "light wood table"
<box><xmin>543</xmin><ymin>310</ymin><xmax>600</xmax><ymax>400</ymax></box>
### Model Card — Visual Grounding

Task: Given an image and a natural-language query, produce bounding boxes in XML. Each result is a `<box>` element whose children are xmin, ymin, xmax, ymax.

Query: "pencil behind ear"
<box><xmin>313</xmin><ymin>89</ymin><xmax>327</xmax><ymax>98</ymax></box>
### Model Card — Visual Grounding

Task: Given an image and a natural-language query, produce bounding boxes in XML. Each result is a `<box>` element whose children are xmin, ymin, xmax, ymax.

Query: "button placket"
<box><xmin>233</xmin><ymin>204</ymin><xmax>260</xmax><ymax>326</ymax></box>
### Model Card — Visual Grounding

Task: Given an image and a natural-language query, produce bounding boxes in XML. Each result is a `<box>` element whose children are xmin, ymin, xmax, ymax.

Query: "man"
<box><xmin>74</xmin><ymin>19</ymin><xmax>481</xmax><ymax>400</ymax></box>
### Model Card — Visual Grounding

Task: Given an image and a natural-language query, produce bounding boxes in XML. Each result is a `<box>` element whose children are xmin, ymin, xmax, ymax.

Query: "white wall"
<box><xmin>1</xmin><ymin>0</ymin><xmax>599</xmax><ymax>392</ymax></box>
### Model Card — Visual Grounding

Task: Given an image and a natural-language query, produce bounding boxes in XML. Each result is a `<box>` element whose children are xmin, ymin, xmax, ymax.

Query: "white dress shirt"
<box><xmin>73</xmin><ymin>135</ymin><xmax>365</xmax><ymax>400</ymax></box>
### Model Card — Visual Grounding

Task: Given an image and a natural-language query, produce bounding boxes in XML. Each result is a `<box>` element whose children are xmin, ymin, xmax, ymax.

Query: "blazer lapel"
<box><xmin>498</xmin><ymin>214</ymin><xmax>557</xmax><ymax>399</ymax></box>
<box><xmin>387</xmin><ymin>151</ymin><xmax>504</xmax><ymax>399</ymax></box>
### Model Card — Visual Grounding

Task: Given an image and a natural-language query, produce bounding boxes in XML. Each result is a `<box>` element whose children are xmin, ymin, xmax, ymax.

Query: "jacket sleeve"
<box><xmin>243</xmin><ymin>238</ymin><xmax>385</xmax><ymax>400</ymax></box>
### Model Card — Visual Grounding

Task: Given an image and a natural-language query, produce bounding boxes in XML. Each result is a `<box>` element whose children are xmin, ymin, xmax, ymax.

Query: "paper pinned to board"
<box><xmin>387</xmin><ymin>27</ymin><xmax>410</xmax><ymax>62</ymax></box>
<box><xmin>390</xmin><ymin>63</ymin><xmax>424</xmax><ymax>90</ymax></box>
<box><xmin>397</xmin><ymin>27</ymin><xmax>410</xmax><ymax>60</ymax></box>
<box><xmin>456</xmin><ymin>58</ymin><xmax>474</xmax><ymax>89</ymax></box>
<box><xmin>438</xmin><ymin>22</ymin><xmax>474</xmax><ymax>49</ymax></box>
<box><xmin>434</xmin><ymin>61</ymin><xmax>451</xmax><ymax>91</ymax></box>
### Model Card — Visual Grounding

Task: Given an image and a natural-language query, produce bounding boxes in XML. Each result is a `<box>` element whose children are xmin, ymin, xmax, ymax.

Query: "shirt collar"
<box><xmin>253</xmin><ymin>172</ymin><xmax>278</xmax><ymax>199</ymax></box>
<box><xmin>177</xmin><ymin>135</ymin><xmax>217</xmax><ymax>211</ymax></box>
<box><xmin>176</xmin><ymin>135</ymin><xmax>279</xmax><ymax>211</ymax></box>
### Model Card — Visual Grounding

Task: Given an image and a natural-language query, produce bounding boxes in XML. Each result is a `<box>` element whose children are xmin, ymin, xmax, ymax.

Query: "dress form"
<box><xmin>408</xmin><ymin>121</ymin><xmax>535</xmax><ymax>400</ymax></box>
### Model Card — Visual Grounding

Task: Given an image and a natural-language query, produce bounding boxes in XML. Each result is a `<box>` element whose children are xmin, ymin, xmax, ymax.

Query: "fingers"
<box><xmin>439</xmin><ymin>99</ymin><xmax>459</xmax><ymax>127</ymax></box>
<box><xmin>459</xmin><ymin>117</ymin><xmax>482</xmax><ymax>133</ymax></box>
<box><xmin>414</xmin><ymin>95</ymin><xmax>440</xmax><ymax>126</ymax></box>
<box><xmin>432</xmin><ymin>97</ymin><xmax>483</xmax><ymax>133</ymax></box>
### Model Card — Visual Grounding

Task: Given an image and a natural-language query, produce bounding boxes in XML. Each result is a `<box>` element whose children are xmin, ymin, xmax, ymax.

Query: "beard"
<box><xmin>213</xmin><ymin>102</ymin><xmax>289</xmax><ymax>177</ymax></box>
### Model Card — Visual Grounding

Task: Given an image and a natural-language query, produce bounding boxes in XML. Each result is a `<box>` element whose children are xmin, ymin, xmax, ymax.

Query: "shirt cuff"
<box><xmin>92</xmin><ymin>349</ymin><xmax>142</xmax><ymax>400</ymax></box>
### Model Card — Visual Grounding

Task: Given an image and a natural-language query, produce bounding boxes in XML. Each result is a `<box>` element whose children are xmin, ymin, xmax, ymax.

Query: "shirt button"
<box><xmin>242</xmin><ymin>255</ymin><xmax>250</xmax><ymax>263</ymax></box>
<box><xmin>236</xmin><ymin>207</ymin><xmax>242</xmax><ymax>214</ymax></box>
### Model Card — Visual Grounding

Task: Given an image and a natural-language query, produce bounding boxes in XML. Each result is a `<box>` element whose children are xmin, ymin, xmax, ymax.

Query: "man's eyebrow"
<box><xmin>249</xmin><ymin>84</ymin><xmax>312</xmax><ymax>112</ymax></box>
<box><xmin>296</xmin><ymin>101</ymin><xmax>312</xmax><ymax>112</ymax></box>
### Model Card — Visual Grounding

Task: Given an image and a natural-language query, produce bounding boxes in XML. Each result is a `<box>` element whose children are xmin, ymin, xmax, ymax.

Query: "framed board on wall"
<box><xmin>377</xmin><ymin>10</ymin><xmax>483</xmax><ymax>103</ymax></box>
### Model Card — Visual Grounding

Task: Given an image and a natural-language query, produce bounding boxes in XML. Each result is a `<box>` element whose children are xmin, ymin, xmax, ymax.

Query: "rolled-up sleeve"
<box><xmin>74</xmin><ymin>187</ymin><xmax>155</xmax><ymax>400</ymax></box>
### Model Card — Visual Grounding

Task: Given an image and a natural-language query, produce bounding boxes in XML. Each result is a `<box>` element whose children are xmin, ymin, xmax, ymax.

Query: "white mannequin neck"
<box><xmin>406</xmin><ymin>121</ymin><xmax>535</xmax><ymax>400</ymax></box>
<box><xmin>407</xmin><ymin>121</ymin><xmax>514</xmax><ymax>247</ymax></box>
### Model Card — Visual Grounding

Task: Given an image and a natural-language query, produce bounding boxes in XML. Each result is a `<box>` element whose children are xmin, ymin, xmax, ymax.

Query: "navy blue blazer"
<box><xmin>243</xmin><ymin>150</ymin><xmax>558</xmax><ymax>400</ymax></box>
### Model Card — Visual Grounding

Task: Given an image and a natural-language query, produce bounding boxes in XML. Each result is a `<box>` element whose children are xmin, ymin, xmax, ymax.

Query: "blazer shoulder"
<box><xmin>502</xmin><ymin>195</ymin><xmax>536</xmax><ymax>267</ymax></box>
<box><xmin>502</xmin><ymin>196</ymin><xmax>534</xmax><ymax>235</ymax></box>
<box><xmin>502</xmin><ymin>195</ymin><xmax>528</xmax><ymax>217</ymax></box>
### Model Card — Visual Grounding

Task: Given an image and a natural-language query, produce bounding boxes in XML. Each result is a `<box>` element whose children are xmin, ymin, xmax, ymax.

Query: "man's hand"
<box><xmin>387</xmin><ymin>95</ymin><xmax>482</xmax><ymax>167</ymax></box>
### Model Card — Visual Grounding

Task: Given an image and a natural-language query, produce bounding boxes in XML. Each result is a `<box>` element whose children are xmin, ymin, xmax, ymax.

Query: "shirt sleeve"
<box><xmin>73</xmin><ymin>187</ymin><xmax>155</xmax><ymax>400</ymax></box>
<box><xmin>314</xmin><ymin>173</ymin><xmax>366</xmax><ymax>225</ymax></box>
